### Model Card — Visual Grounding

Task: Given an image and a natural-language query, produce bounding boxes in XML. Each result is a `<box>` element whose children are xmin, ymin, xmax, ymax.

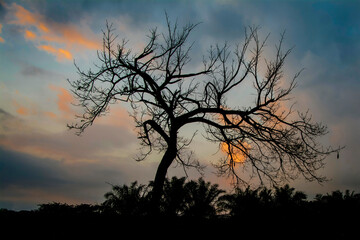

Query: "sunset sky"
<box><xmin>1</xmin><ymin>0</ymin><xmax>359</xmax><ymax>210</ymax></box>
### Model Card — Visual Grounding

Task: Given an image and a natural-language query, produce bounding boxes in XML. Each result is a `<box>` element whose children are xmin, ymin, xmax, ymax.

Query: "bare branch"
<box><xmin>68</xmin><ymin>17</ymin><xmax>340</xmax><ymax>198</ymax></box>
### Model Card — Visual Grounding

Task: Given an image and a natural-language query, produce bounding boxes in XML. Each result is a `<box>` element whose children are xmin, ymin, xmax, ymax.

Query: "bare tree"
<box><xmin>68</xmin><ymin>17</ymin><xmax>338</xmax><ymax>211</ymax></box>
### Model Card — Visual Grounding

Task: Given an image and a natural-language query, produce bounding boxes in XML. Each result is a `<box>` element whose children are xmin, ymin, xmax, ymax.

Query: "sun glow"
<box><xmin>220</xmin><ymin>141</ymin><xmax>251</xmax><ymax>165</ymax></box>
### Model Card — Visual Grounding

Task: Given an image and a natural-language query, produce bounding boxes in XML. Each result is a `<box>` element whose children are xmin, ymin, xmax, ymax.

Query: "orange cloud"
<box><xmin>16</xmin><ymin>106</ymin><xmax>29</xmax><ymax>116</ymax></box>
<box><xmin>97</xmin><ymin>106</ymin><xmax>133</xmax><ymax>129</ymax></box>
<box><xmin>12</xmin><ymin>100</ymin><xmax>29</xmax><ymax>116</ymax></box>
<box><xmin>24</xmin><ymin>29</ymin><xmax>36</xmax><ymax>40</ymax></box>
<box><xmin>38</xmin><ymin>45</ymin><xmax>73</xmax><ymax>61</ymax></box>
<box><xmin>38</xmin><ymin>23</ymin><xmax>49</xmax><ymax>33</ymax></box>
<box><xmin>10</xmin><ymin>3</ymin><xmax>39</xmax><ymax>26</ymax></box>
<box><xmin>44</xmin><ymin>111</ymin><xmax>57</xmax><ymax>119</ymax></box>
<box><xmin>49</xmin><ymin>84</ymin><xmax>74</xmax><ymax>116</ymax></box>
<box><xmin>42</xmin><ymin>25</ymin><xmax>99</xmax><ymax>50</ymax></box>
<box><xmin>0</xmin><ymin>23</ymin><xmax>4</xmax><ymax>43</ymax></box>
<box><xmin>38</xmin><ymin>45</ymin><xmax>57</xmax><ymax>54</ymax></box>
<box><xmin>58</xmin><ymin>48</ymin><xmax>73</xmax><ymax>60</ymax></box>
<box><xmin>7</xmin><ymin>3</ymin><xmax>100</xmax><ymax>61</ymax></box>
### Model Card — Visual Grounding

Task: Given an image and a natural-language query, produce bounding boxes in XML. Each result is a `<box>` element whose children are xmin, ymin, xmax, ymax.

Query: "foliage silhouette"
<box><xmin>218</xmin><ymin>187</ymin><xmax>264</xmax><ymax>217</ymax></box>
<box><xmin>160</xmin><ymin>176</ymin><xmax>188</xmax><ymax>216</ymax></box>
<box><xmin>102</xmin><ymin>177</ymin><xmax>224</xmax><ymax>218</ymax></box>
<box><xmin>273</xmin><ymin>184</ymin><xmax>307</xmax><ymax>208</ymax></box>
<box><xmin>4</xmin><ymin>180</ymin><xmax>358</xmax><ymax>221</ymax></box>
<box><xmin>102</xmin><ymin>181</ymin><xmax>150</xmax><ymax>216</ymax></box>
<box><xmin>37</xmin><ymin>202</ymin><xmax>102</xmax><ymax>217</ymax></box>
<box><xmin>313</xmin><ymin>189</ymin><xmax>360</xmax><ymax>219</ymax></box>
<box><xmin>1</xmin><ymin>181</ymin><xmax>360</xmax><ymax>237</ymax></box>
<box><xmin>182</xmin><ymin>178</ymin><xmax>225</xmax><ymax>218</ymax></box>
<box><xmin>68</xmin><ymin>16</ymin><xmax>340</xmax><ymax>211</ymax></box>
<box><xmin>218</xmin><ymin>184</ymin><xmax>309</xmax><ymax>220</ymax></box>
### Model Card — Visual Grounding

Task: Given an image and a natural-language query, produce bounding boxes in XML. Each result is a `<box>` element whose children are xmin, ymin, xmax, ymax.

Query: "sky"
<box><xmin>0</xmin><ymin>0</ymin><xmax>359</xmax><ymax>210</ymax></box>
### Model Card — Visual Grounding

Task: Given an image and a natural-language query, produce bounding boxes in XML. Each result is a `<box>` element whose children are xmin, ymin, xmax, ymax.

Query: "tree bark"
<box><xmin>150</xmin><ymin>139</ymin><xmax>177</xmax><ymax>215</ymax></box>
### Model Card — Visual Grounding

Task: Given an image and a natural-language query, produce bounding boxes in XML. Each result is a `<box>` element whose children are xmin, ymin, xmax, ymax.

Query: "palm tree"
<box><xmin>102</xmin><ymin>181</ymin><xmax>149</xmax><ymax>216</ymax></box>
<box><xmin>218</xmin><ymin>187</ymin><xmax>266</xmax><ymax>217</ymax></box>
<box><xmin>258</xmin><ymin>187</ymin><xmax>273</xmax><ymax>208</ymax></box>
<box><xmin>274</xmin><ymin>184</ymin><xmax>307</xmax><ymax>208</ymax></box>
<box><xmin>161</xmin><ymin>176</ymin><xmax>188</xmax><ymax>216</ymax></box>
<box><xmin>183</xmin><ymin>178</ymin><xmax>225</xmax><ymax>218</ymax></box>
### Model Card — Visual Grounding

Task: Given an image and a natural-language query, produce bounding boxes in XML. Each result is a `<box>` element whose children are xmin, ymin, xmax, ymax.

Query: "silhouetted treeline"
<box><xmin>2</xmin><ymin>177</ymin><xmax>360</xmax><ymax>217</ymax></box>
<box><xmin>1</xmin><ymin>177</ymin><xmax>360</xmax><ymax>237</ymax></box>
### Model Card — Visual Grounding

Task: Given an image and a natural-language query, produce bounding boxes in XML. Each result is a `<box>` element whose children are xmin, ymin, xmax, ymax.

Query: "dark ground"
<box><xmin>1</xmin><ymin>209</ymin><xmax>357</xmax><ymax>238</ymax></box>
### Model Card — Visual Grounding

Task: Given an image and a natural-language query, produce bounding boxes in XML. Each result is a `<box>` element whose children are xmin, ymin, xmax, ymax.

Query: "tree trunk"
<box><xmin>150</xmin><ymin>139</ymin><xmax>177</xmax><ymax>215</ymax></box>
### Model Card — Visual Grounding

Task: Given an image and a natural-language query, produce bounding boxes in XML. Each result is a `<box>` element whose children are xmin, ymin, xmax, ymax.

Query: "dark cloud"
<box><xmin>0</xmin><ymin>0</ymin><xmax>6</xmax><ymax>21</ymax></box>
<box><xmin>0</xmin><ymin>108</ymin><xmax>12</xmax><ymax>118</ymax></box>
<box><xmin>16</xmin><ymin>0</ymin><xmax>89</xmax><ymax>24</ymax></box>
<box><xmin>0</xmin><ymin>107</ymin><xmax>156</xmax><ymax>210</ymax></box>
<box><xmin>0</xmin><ymin>146</ymin><xmax>69</xmax><ymax>189</ymax></box>
<box><xmin>20</xmin><ymin>65</ymin><xmax>45</xmax><ymax>76</ymax></box>
<box><xmin>0</xmin><ymin>146</ymin><xmax>73</xmax><ymax>210</ymax></box>
<box><xmin>0</xmin><ymin>108</ymin><xmax>27</xmax><ymax>134</ymax></box>
<box><xmin>0</xmin><ymin>145</ymin><xmax>157</xmax><ymax>210</ymax></box>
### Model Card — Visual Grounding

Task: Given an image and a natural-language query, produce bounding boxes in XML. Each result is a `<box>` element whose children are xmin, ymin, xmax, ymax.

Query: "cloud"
<box><xmin>0</xmin><ymin>146</ymin><xmax>113</xmax><ymax>208</ymax></box>
<box><xmin>38</xmin><ymin>45</ymin><xmax>73</xmax><ymax>61</ymax></box>
<box><xmin>0</xmin><ymin>108</ymin><xmax>150</xmax><ymax>210</ymax></box>
<box><xmin>0</xmin><ymin>144</ymin><xmax>158</xmax><ymax>210</ymax></box>
<box><xmin>2</xmin><ymin>82</ymin><xmax>63</xmax><ymax>125</ymax></box>
<box><xmin>48</xmin><ymin>84</ymin><xmax>75</xmax><ymax>117</ymax></box>
<box><xmin>44</xmin><ymin>111</ymin><xmax>57</xmax><ymax>119</ymax></box>
<box><xmin>0</xmin><ymin>109</ymin><xmax>139</xmax><ymax>209</ymax></box>
<box><xmin>0</xmin><ymin>109</ymin><xmax>16</xmax><ymax>133</ymax></box>
<box><xmin>24</xmin><ymin>29</ymin><xmax>36</xmax><ymax>40</ymax></box>
<box><xmin>96</xmin><ymin>105</ymin><xmax>134</xmax><ymax>129</ymax></box>
<box><xmin>0</xmin><ymin>146</ymin><xmax>69</xmax><ymax>189</ymax></box>
<box><xmin>0</xmin><ymin>108</ymin><xmax>31</xmax><ymax>135</ymax></box>
<box><xmin>0</xmin><ymin>23</ymin><xmax>4</xmax><ymax>43</ymax></box>
<box><xmin>5</xmin><ymin>2</ymin><xmax>100</xmax><ymax>61</ymax></box>
<box><xmin>41</xmin><ymin>23</ymin><xmax>99</xmax><ymax>50</ymax></box>
<box><xmin>11</xmin><ymin>99</ymin><xmax>39</xmax><ymax>117</ymax></box>
<box><xmin>0</xmin><ymin>104</ymin><xmax>137</xmax><ymax>164</ymax></box>
<box><xmin>13</xmin><ymin>101</ymin><xmax>29</xmax><ymax>116</ymax></box>
<box><xmin>20</xmin><ymin>64</ymin><xmax>48</xmax><ymax>77</ymax></box>
<box><xmin>47</xmin><ymin>83</ymin><xmax>135</xmax><ymax>129</ymax></box>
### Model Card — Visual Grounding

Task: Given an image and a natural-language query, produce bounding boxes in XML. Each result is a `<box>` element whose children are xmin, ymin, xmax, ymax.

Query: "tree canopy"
<box><xmin>68</xmin><ymin>17</ymin><xmax>339</xmax><ymax>208</ymax></box>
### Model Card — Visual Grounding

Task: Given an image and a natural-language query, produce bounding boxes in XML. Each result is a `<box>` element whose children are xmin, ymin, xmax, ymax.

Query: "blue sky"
<box><xmin>0</xmin><ymin>0</ymin><xmax>359</xmax><ymax>210</ymax></box>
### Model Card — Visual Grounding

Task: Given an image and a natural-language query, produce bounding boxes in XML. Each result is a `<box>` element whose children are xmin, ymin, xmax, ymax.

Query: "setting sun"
<box><xmin>220</xmin><ymin>141</ymin><xmax>251</xmax><ymax>165</ymax></box>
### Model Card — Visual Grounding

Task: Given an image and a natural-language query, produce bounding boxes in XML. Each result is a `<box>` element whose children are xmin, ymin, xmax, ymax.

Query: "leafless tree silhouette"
<box><xmin>68</xmin><ymin>16</ymin><xmax>338</xmax><ymax>211</ymax></box>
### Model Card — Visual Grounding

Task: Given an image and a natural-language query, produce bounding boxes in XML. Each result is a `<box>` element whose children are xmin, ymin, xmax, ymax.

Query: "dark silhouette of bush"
<box><xmin>274</xmin><ymin>184</ymin><xmax>307</xmax><ymax>207</ymax></box>
<box><xmin>5</xmin><ymin>182</ymin><xmax>360</xmax><ymax>221</ymax></box>
<box><xmin>36</xmin><ymin>202</ymin><xmax>102</xmax><ymax>218</ymax></box>
<box><xmin>218</xmin><ymin>184</ymin><xmax>310</xmax><ymax>222</ymax></box>
<box><xmin>160</xmin><ymin>176</ymin><xmax>188</xmax><ymax>216</ymax></box>
<box><xmin>102</xmin><ymin>181</ymin><xmax>150</xmax><ymax>216</ymax></box>
<box><xmin>2</xmin><ymin>180</ymin><xmax>360</xmax><ymax>238</ymax></box>
<box><xmin>218</xmin><ymin>187</ymin><xmax>263</xmax><ymax>217</ymax></box>
<box><xmin>101</xmin><ymin>177</ymin><xmax>225</xmax><ymax>218</ymax></box>
<box><xmin>38</xmin><ymin>202</ymin><xmax>75</xmax><ymax>216</ymax></box>
<box><xmin>313</xmin><ymin>189</ymin><xmax>360</xmax><ymax>217</ymax></box>
<box><xmin>182</xmin><ymin>178</ymin><xmax>225</xmax><ymax>218</ymax></box>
